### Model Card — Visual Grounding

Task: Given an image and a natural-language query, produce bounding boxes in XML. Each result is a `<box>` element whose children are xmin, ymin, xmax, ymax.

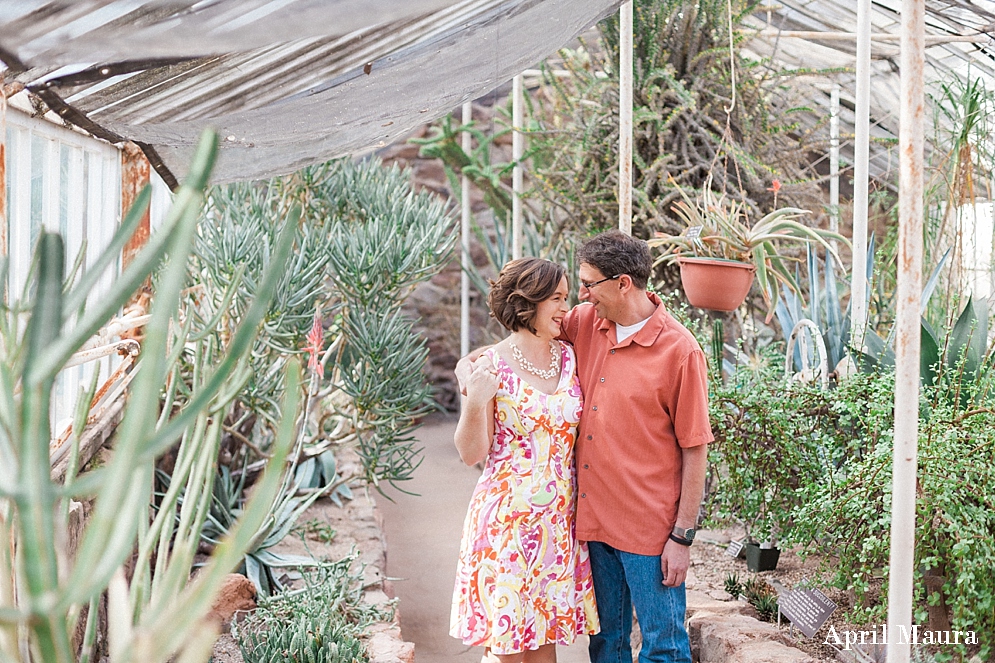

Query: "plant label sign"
<box><xmin>778</xmin><ymin>587</ymin><xmax>837</xmax><ymax>638</ymax></box>
<box><xmin>725</xmin><ymin>538</ymin><xmax>745</xmax><ymax>558</ymax></box>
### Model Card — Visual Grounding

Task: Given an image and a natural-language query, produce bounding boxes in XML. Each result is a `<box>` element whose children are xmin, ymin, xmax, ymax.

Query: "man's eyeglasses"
<box><xmin>580</xmin><ymin>274</ymin><xmax>620</xmax><ymax>289</ymax></box>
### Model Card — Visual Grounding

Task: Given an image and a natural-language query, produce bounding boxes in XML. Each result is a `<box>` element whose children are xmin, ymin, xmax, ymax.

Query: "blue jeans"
<box><xmin>587</xmin><ymin>541</ymin><xmax>692</xmax><ymax>663</ymax></box>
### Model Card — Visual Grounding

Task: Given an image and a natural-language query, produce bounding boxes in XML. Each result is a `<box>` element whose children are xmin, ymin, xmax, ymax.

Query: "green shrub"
<box><xmin>237</xmin><ymin>555</ymin><xmax>390</xmax><ymax>663</ymax></box>
<box><xmin>709</xmin><ymin>351</ymin><xmax>992</xmax><ymax>658</ymax></box>
<box><xmin>790</xmin><ymin>393</ymin><xmax>995</xmax><ymax>660</ymax></box>
<box><xmin>707</xmin><ymin>355</ymin><xmax>837</xmax><ymax>543</ymax></box>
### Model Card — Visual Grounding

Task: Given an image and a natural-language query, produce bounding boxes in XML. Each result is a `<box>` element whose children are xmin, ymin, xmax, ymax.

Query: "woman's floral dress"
<box><xmin>450</xmin><ymin>342</ymin><xmax>599</xmax><ymax>655</ymax></box>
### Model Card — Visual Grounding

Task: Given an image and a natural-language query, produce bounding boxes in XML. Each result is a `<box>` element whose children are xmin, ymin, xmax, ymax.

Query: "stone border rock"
<box><xmin>686</xmin><ymin>589</ymin><xmax>818</xmax><ymax>662</ymax></box>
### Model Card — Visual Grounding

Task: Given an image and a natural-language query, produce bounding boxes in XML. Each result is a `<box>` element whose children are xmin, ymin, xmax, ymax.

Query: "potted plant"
<box><xmin>745</xmin><ymin>539</ymin><xmax>782</xmax><ymax>573</ymax></box>
<box><xmin>739</xmin><ymin>484</ymin><xmax>782</xmax><ymax>572</ymax></box>
<box><xmin>648</xmin><ymin>177</ymin><xmax>848</xmax><ymax>317</ymax></box>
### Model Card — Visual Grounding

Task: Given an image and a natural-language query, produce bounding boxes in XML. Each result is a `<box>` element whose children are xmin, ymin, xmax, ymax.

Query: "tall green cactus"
<box><xmin>0</xmin><ymin>129</ymin><xmax>303</xmax><ymax>662</ymax></box>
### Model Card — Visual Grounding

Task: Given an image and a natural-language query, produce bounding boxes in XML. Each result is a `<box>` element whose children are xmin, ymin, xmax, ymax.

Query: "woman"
<box><xmin>450</xmin><ymin>258</ymin><xmax>599</xmax><ymax>663</ymax></box>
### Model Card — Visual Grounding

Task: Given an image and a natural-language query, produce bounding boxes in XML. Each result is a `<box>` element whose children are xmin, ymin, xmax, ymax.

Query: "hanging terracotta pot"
<box><xmin>677</xmin><ymin>257</ymin><xmax>756</xmax><ymax>311</ymax></box>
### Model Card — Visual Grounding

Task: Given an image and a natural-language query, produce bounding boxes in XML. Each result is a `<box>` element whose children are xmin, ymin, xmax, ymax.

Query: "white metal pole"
<box><xmin>512</xmin><ymin>73</ymin><xmax>524</xmax><ymax>260</ymax></box>
<box><xmin>754</xmin><ymin>30</ymin><xmax>986</xmax><ymax>44</ymax></box>
<box><xmin>850</xmin><ymin>0</ymin><xmax>872</xmax><ymax>355</ymax></box>
<box><xmin>829</xmin><ymin>84</ymin><xmax>840</xmax><ymax>237</ymax></box>
<box><xmin>460</xmin><ymin>101</ymin><xmax>472</xmax><ymax>358</ymax></box>
<box><xmin>888</xmin><ymin>0</ymin><xmax>924</xmax><ymax>660</ymax></box>
<box><xmin>618</xmin><ymin>0</ymin><xmax>633</xmax><ymax>236</ymax></box>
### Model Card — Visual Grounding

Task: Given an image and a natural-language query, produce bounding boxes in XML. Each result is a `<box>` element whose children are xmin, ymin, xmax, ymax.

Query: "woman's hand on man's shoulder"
<box><xmin>455</xmin><ymin>345</ymin><xmax>493</xmax><ymax>395</ymax></box>
<box><xmin>464</xmin><ymin>355</ymin><xmax>499</xmax><ymax>407</ymax></box>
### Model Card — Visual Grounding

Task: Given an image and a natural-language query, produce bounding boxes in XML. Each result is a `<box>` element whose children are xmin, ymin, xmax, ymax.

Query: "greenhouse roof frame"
<box><xmin>0</xmin><ymin>0</ymin><xmax>993</xmax><ymax>185</ymax></box>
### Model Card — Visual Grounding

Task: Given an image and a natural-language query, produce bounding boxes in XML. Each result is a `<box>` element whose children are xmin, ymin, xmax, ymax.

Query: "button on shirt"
<box><xmin>560</xmin><ymin>293</ymin><xmax>713</xmax><ymax>556</ymax></box>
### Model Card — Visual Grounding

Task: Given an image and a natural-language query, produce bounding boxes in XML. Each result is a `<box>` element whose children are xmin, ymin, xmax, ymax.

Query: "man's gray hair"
<box><xmin>578</xmin><ymin>230</ymin><xmax>652</xmax><ymax>290</ymax></box>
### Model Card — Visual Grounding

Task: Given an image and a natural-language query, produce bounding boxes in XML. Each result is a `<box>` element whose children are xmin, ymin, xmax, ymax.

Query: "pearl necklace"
<box><xmin>510</xmin><ymin>341</ymin><xmax>559</xmax><ymax>380</ymax></box>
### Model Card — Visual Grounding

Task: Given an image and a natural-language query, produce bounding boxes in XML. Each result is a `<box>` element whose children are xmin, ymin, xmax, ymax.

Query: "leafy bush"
<box><xmin>789</xmin><ymin>387</ymin><xmax>995</xmax><ymax>660</ymax></box>
<box><xmin>236</xmin><ymin>555</ymin><xmax>391</xmax><ymax>663</ymax></box>
<box><xmin>707</xmin><ymin>353</ymin><xmax>837</xmax><ymax>543</ymax></box>
<box><xmin>709</xmin><ymin>349</ymin><xmax>993</xmax><ymax>658</ymax></box>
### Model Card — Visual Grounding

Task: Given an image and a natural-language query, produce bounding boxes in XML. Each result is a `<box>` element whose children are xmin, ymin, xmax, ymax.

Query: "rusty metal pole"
<box><xmin>618</xmin><ymin>0</ymin><xmax>633</xmax><ymax>236</ymax></box>
<box><xmin>887</xmin><ymin>0</ymin><xmax>924</xmax><ymax>660</ymax></box>
<box><xmin>850</xmin><ymin>0</ymin><xmax>872</xmax><ymax>355</ymax></box>
<box><xmin>460</xmin><ymin>101</ymin><xmax>473</xmax><ymax>357</ymax></box>
<box><xmin>512</xmin><ymin>74</ymin><xmax>524</xmax><ymax>260</ymax></box>
<box><xmin>120</xmin><ymin>142</ymin><xmax>151</xmax><ymax>269</ymax></box>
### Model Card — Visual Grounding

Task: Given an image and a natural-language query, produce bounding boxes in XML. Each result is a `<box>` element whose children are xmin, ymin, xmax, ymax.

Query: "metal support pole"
<box><xmin>829</xmin><ymin>85</ymin><xmax>840</xmax><ymax>238</ymax></box>
<box><xmin>618</xmin><ymin>0</ymin><xmax>633</xmax><ymax>236</ymax></box>
<box><xmin>460</xmin><ymin>101</ymin><xmax>472</xmax><ymax>358</ymax></box>
<box><xmin>850</xmin><ymin>0</ymin><xmax>871</xmax><ymax>355</ymax></box>
<box><xmin>887</xmin><ymin>0</ymin><xmax>924</xmax><ymax>660</ymax></box>
<box><xmin>754</xmin><ymin>30</ymin><xmax>987</xmax><ymax>44</ymax></box>
<box><xmin>512</xmin><ymin>74</ymin><xmax>524</xmax><ymax>260</ymax></box>
<box><xmin>0</xmin><ymin>87</ymin><xmax>7</xmax><ymax>303</ymax></box>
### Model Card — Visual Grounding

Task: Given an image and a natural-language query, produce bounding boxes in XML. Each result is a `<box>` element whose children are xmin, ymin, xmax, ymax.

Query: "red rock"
<box><xmin>206</xmin><ymin>573</ymin><xmax>257</xmax><ymax>629</ymax></box>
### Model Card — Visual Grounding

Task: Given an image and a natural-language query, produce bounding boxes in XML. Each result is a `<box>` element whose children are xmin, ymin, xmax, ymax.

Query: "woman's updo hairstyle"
<box><xmin>487</xmin><ymin>258</ymin><xmax>566</xmax><ymax>335</ymax></box>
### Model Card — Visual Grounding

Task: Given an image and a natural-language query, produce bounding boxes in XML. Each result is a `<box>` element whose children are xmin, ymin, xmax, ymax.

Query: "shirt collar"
<box><xmin>598</xmin><ymin>292</ymin><xmax>667</xmax><ymax>347</ymax></box>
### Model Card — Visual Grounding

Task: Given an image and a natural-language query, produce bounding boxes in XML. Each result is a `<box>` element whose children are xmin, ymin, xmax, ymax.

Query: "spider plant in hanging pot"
<box><xmin>648</xmin><ymin>178</ymin><xmax>849</xmax><ymax>318</ymax></box>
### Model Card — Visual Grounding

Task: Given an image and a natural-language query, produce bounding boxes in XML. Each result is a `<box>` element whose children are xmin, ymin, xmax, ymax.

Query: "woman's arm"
<box><xmin>453</xmin><ymin>358</ymin><xmax>498</xmax><ymax>466</ymax></box>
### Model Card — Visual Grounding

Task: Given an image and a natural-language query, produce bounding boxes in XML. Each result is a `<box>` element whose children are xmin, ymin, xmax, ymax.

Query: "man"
<box><xmin>458</xmin><ymin>230</ymin><xmax>712</xmax><ymax>662</ymax></box>
<box><xmin>564</xmin><ymin>230</ymin><xmax>711</xmax><ymax>663</ymax></box>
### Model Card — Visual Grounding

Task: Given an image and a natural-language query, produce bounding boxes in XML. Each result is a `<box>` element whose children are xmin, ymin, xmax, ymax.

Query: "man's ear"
<box><xmin>618</xmin><ymin>274</ymin><xmax>633</xmax><ymax>291</ymax></box>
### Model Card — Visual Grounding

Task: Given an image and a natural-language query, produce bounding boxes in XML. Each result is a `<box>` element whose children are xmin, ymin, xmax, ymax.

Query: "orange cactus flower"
<box><xmin>306</xmin><ymin>309</ymin><xmax>324</xmax><ymax>379</ymax></box>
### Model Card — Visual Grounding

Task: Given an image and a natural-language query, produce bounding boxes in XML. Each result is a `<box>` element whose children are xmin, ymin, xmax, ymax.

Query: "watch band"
<box><xmin>669</xmin><ymin>533</ymin><xmax>693</xmax><ymax>546</ymax></box>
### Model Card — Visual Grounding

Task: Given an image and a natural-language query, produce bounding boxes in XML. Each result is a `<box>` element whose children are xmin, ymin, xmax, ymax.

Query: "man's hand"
<box><xmin>660</xmin><ymin>537</ymin><xmax>691</xmax><ymax>587</ymax></box>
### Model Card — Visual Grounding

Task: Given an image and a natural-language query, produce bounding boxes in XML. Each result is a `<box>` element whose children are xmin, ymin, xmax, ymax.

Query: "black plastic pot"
<box><xmin>745</xmin><ymin>543</ymin><xmax>780</xmax><ymax>572</ymax></box>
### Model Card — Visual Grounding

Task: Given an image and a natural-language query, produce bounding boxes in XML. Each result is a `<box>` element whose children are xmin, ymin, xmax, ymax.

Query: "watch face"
<box><xmin>675</xmin><ymin>527</ymin><xmax>695</xmax><ymax>541</ymax></box>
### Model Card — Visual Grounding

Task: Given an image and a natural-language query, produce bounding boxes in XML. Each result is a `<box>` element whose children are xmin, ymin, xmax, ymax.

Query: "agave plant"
<box><xmin>648</xmin><ymin>176</ymin><xmax>849</xmax><ymax>314</ymax></box>
<box><xmin>775</xmin><ymin>238</ymin><xmax>876</xmax><ymax>378</ymax></box>
<box><xmin>859</xmin><ymin>294</ymin><xmax>994</xmax><ymax>411</ymax></box>
<box><xmin>0</xmin><ymin>129</ymin><xmax>303</xmax><ymax>663</ymax></box>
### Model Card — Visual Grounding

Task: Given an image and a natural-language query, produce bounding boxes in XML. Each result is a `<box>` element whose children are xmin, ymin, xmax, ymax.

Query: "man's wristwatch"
<box><xmin>669</xmin><ymin>526</ymin><xmax>696</xmax><ymax>546</ymax></box>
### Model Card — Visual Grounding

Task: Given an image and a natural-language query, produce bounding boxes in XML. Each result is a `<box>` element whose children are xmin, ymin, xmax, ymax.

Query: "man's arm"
<box><xmin>660</xmin><ymin>443</ymin><xmax>708</xmax><ymax>587</ymax></box>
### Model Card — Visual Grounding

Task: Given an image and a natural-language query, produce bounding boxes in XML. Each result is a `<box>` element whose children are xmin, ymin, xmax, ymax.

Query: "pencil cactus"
<box><xmin>0</xmin><ymin>129</ymin><xmax>302</xmax><ymax>662</ymax></box>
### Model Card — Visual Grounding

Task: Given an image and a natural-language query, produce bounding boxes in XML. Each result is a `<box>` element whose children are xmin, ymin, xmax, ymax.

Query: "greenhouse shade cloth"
<box><xmin>1</xmin><ymin>0</ymin><xmax>623</xmax><ymax>183</ymax></box>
